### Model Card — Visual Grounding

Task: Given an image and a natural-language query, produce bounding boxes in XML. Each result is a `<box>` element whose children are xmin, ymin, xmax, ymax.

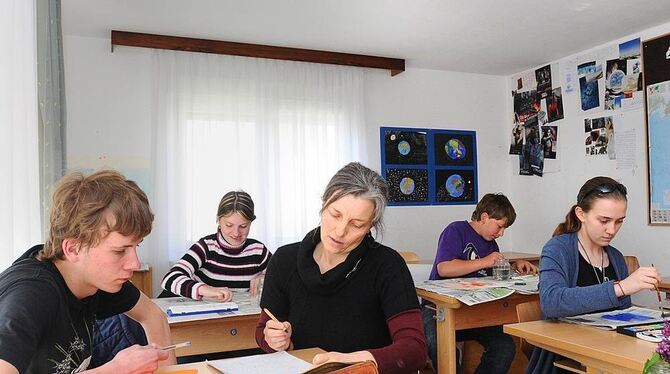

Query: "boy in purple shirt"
<box><xmin>423</xmin><ymin>193</ymin><xmax>537</xmax><ymax>374</ymax></box>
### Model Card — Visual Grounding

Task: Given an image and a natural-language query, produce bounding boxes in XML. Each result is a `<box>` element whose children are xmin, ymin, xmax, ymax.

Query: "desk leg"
<box><xmin>436</xmin><ymin>306</ymin><xmax>456</xmax><ymax>374</ymax></box>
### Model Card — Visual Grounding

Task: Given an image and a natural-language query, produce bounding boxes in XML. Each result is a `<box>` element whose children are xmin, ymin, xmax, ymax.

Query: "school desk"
<box><xmin>153</xmin><ymin>294</ymin><xmax>261</xmax><ymax>357</ymax></box>
<box><xmin>416</xmin><ymin>288</ymin><xmax>538</xmax><ymax>374</ymax></box>
<box><xmin>504</xmin><ymin>320</ymin><xmax>655</xmax><ymax>373</ymax></box>
<box><xmin>154</xmin><ymin>348</ymin><xmax>325</xmax><ymax>373</ymax></box>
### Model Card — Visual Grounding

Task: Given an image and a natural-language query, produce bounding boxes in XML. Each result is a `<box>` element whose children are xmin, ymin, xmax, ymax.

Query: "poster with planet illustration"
<box><xmin>383</xmin><ymin>129</ymin><xmax>428</xmax><ymax>165</ymax></box>
<box><xmin>435</xmin><ymin>169</ymin><xmax>476</xmax><ymax>203</ymax></box>
<box><xmin>385</xmin><ymin>168</ymin><xmax>428</xmax><ymax>203</ymax></box>
<box><xmin>434</xmin><ymin>132</ymin><xmax>475</xmax><ymax>166</ymax></box>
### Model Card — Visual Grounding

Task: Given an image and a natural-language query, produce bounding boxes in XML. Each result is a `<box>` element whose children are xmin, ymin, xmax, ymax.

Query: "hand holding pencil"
<box><xmin>263</xmin><ymin>308</ymin><xmax>293</xmax><ymax>352</ymax></box>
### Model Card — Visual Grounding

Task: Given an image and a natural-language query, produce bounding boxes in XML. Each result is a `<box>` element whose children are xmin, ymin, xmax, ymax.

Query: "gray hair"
<box><xmin>320</xmin><ymin>162</ymin><xmax>389</xmax><ymax>235</ymax></box>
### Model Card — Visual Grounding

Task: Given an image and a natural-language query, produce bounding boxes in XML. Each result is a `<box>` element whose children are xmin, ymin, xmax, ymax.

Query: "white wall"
<box><xmin>63</xmin><ymin>35</ymin><xmax>510</xmax><ymax>290</ymax></box>
<box><xmin>505</xmin><ymin>22</ymin><xmax>670</xmax><ymax>303</ymax></box>
<box><xmin>364</xmin><ymin>68</ymin><xmax>510</xmax><ymax>260</ymax></box>
<box><xmin>65</xmin><ymin>20</ymin><xmax>670</xmax><ymax>295</ymax></box>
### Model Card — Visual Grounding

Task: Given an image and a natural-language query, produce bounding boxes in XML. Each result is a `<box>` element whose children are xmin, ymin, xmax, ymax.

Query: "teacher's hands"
<box><xmin>263</xmin><ymin>318</ymin><xmax>293</xmax><ymax>351</ymax></box>
<box><xmin>313</xmin><ymin>350</ymin><xmax>376</xmax><ymax>366</ymax></box>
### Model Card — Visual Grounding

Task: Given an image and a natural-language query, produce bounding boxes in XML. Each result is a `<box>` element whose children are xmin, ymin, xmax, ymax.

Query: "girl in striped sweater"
<box><xmin>160</xmin><ymin>191</ymin><xmax>271</xmax><ymax>301</ymax></box>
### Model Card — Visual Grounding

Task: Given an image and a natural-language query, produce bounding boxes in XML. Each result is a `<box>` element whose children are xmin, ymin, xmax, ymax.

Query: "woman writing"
<box><xmin>160</xmin><ymin>191</ymin><xmax>271</xmax><ymax>300</ymax></box>
<box><xmin>255</xmin><ymin>162</ymin><xmax>427</xmax><ymax>373</ymax></box>
<box><xmin>527</xmin><ymin>176</ymin><xmax>661</xmax><ymax>373</ymax></box>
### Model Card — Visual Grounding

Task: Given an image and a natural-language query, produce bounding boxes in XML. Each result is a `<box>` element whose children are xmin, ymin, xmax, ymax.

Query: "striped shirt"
<box><xmin>161</xmin><ymin>231</ymin><xmax>271</xmax><ymax>299</ymax></box>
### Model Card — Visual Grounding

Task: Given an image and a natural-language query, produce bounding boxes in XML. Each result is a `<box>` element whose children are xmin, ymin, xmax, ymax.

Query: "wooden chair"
<box><xmin>515</xmin><ymin>301</ymin><xmax>587</xmax><ymax>374</ymax></box>
<box><xmin>624</xmin><ymin>255</ymin><xmax>640</xmax><ymax>273</ymax></box>
<box><xmin>398</xmin><ymin>251</ymin><xmax>421</xmax><ymax>264</ymax></box>
<box><xmin>516</xmin><ymin>300</ymin><xmax>542</xmax><ymax>359</ymax></box>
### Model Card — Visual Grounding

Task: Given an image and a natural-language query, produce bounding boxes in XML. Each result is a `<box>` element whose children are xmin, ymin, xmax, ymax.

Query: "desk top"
<box><xmin>501</xmin><ymin>251</ymin><xmax>540</xmax><ymax>262</ymax></box>
<box><xmin>504</xmin><ymin>320</ymin><xmax>655</xmax><ymax>372</ymax></box>
<box><xmin>155</xmin><ymin>348</ymin><xmax>324</xmax><ymax>373</ymax></box>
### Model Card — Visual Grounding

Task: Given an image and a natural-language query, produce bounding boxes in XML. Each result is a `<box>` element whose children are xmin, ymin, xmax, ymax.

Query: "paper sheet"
<box><xmin>207</xmin><ymin>351</ymin><xmax>313</xmax><ymax>374</ymax></box>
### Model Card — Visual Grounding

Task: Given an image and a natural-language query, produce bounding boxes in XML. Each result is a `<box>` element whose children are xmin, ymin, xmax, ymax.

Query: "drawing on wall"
<box><xmin>509</xmin><ymin>117</ymin><xmax>523</xmax><ymax>155</ymax></box>
<box><xmin>546</xmin><ymin>87</ymin><xmax>564</xmax><ymax>122</ymax></box>
<box><xmin>383</xmin><ymin>129</ymin><xmax>428</xmax><ymax>165</ymax></box>
<box><xmin>536</xmin><ymin>65</ymin><xmax>552</xmax><ymax>98</ymax></box>
<box><xmin>519</xmin><ymin>116</ymin><xmax>544</xmax><ymax>176</ymax></box>
<box><xmin>381</xmin><ymin>127</ymin><xmax>477</xmax><ymax>206</ymax></box>
<box><xmin>541</xmin><ymin>125</ymin><xmax>558</xmax><ymax>159</ymax></box>
<box><xmin>583</xmin><ymin>116</ymin><xmax>615</xmax><ymax>157</ymax></box>
<box><xmin>434</xmin><ymin>132</ymin><xmax>475</xmax><ymax>166</ymax></box>
<box><xmin>578</xmin><ymin>61</ymin><xmax>602</xmax><ymax>111</ymax></box>
<box><xmin>435</xmin><ymin>169</ymin><xmax>475</xmax><ymax>203</ymax></box>
<box><xmin>385</xmin><ymin>168</ymin><xmax>429</xmax><ymax>203</ymax></box>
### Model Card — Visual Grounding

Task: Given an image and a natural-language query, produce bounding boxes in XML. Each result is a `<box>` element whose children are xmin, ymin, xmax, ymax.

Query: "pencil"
<box><xmin>652</xmin><ymin>264</ymin><xmax>662</xmax><ymax>303</ymax></box>
<box><xmin>263</xmin><ymin>308</ymin><xmax>287</xmax><ymax>332</ymax></box>
<box><xmin>161</xmin><ymin>341</ymin><xmax>191</xmax><ymax>351</ymax></box>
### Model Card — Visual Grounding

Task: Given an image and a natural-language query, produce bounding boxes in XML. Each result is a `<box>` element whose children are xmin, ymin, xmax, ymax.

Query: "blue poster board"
<box><xmin>380</xmin><ymin>127</ymin><xmax>478</xmax><ymax>206</ymax></box>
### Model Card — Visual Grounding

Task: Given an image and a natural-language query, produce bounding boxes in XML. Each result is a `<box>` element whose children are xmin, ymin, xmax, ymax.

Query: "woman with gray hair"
<box><xmin>255</xmin><ymin>162</ymin><xmax>427</xmax><ymax>373</ymax></box>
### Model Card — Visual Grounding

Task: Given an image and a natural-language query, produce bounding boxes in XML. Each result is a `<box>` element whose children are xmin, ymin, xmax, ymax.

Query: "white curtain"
<box><xmin>0</xmin><ymin>0</ymin><xmax>42</xmax><ymax>271</ymax></box>
<box><xmin>149</xmin><ymin>51</ymin><xmax>367</xmax><ymax>283</ymax></box>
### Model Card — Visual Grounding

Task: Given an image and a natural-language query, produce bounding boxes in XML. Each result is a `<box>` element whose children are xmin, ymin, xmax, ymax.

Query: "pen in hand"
<box><xmin>264</xmin><ymin>308</ymin><xmax>288</xmax><ymax>332</ymax></box>
<box><xmin>161</xmin><ymin>341</ymin><xmax>191</xmax><ymax>351</ymax></box>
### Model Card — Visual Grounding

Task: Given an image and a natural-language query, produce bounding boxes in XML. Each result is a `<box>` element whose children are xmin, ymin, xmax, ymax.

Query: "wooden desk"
<box><xmin>155</xmin><ymin>348</ymin><xmax>324</xmax><ymax>373</ymax></box>
<box><xmin>131</xmin><ymin>267</ymin><xmax>153</xmax><ymax>297</ymax></box>
<box><xmin>501</xmin><ymin>251</ymin><xmax>540</xmax><ymax>263</ymax></box>
<box><xmin>154</xmin><ymin>295</ymin><xmax>261</xmax><ymax>357</ymax></box>
<box><xmin>417</xmin><ymin>288</ymin><xmax>538</xmax><ymax>374</ymax></box>
<box><xmin>504</xmin><ymin>320</ymin><xmax>655</xmax><ymax>373</ymax></box>
<box><xmin>169</xmin><ymin>314</ymin><xmax>260</xmax><ymax>356</ymax></box>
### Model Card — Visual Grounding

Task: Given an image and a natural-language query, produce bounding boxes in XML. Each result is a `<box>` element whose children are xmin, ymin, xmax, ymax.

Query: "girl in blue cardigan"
<box><xmin>526</xmin><ymin>176</ymin><xmax>661</xmax><ymax>374</ymax></box>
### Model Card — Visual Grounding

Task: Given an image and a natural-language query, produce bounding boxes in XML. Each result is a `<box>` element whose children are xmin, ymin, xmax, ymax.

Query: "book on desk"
<box><xmin>561</xmin><ymin>306</ymin><xmax>664</xmax><ymax>330</ymax></box>
<box><xmin>166</xmin><ymin>301</ymin><xmax>239</xmax><ymax>317</ymax></box>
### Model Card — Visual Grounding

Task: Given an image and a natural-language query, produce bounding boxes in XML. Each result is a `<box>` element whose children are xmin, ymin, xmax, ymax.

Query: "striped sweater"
<box><xmin>161</xmin><ymin>231</ymin><xmax>271</xmax><ymax>299</ymax></box>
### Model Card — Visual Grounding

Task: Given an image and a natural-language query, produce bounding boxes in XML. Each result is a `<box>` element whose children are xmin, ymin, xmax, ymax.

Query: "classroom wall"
<box><xmin>63</xmin><ymin>35</ymin><xmax>511</xmax><ymax>288</ymax></box>
<box><xmin>504</xmin><ymin>21</ymin><xmax>670</xmax><ymax>303</ymax></box>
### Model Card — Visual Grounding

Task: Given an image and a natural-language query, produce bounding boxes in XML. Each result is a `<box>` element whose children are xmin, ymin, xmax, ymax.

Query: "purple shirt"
<box><xmin>429</xmin><ymin>220</ymin><xmax>500</xmax><ymax>279</ymax></box>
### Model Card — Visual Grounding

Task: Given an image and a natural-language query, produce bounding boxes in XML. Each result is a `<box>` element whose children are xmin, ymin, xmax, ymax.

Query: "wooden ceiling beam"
<box><xmin>111</xmin><ymin>30</ymin><xmax>405</xmax><ymax>76</ymax></box>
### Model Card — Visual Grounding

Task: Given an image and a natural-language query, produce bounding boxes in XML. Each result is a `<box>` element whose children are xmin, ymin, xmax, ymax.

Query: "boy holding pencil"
<box><xmin>0</xmin><ymin>170</ymin><xmax>175</xmax><ymax>374</ymax></box>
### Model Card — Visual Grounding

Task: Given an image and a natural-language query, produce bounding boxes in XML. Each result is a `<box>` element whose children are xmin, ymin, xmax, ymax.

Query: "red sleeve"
<box><xmin>255</xmin><ymin>309</ymin><xmax>275</xmax><ymax>352</ymax></box>
<box><xmin>368</xmin><ymin>309</ymin><xmax>428</xmax><ymax>374</ymax></box>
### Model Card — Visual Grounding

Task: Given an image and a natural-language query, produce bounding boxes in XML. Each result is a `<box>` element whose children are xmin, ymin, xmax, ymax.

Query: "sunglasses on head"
<box><xmin>578</xmin><ymin>183</ymin><xmax>627</xmax><ymax>204</ymax></box>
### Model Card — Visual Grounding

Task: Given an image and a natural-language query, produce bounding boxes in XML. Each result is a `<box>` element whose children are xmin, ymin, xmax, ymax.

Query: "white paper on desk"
<box><xmin>153</xmin><ymin>295</ymin><xmax>260</xmax><ymax>324</ymax></box>
<box><xmin>207</xmin><ymin>351</ymin><xmax>313</xmax><ymax>374</ymax></box>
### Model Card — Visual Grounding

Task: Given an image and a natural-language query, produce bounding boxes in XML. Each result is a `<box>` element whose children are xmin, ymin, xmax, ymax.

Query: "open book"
<box><xmin>561</xmin><ymin>306</ymin><xmax>664</xmax><ymax>330</ymax></box>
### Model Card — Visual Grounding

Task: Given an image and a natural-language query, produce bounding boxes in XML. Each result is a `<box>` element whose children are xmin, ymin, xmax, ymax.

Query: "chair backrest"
<box><xmin>516</xmin><ymin>300</ymin><xmax>542</xmax><ymax>359</ymax></box>
<box><xmin>398</xmin><ymin>251</ymin><xmax>421</xmax><ymax>264</ymax></box>
<box><xmin>624</xmin><ymin>255</ymin><xmax>640</xmax><ymax>274</ymax></box>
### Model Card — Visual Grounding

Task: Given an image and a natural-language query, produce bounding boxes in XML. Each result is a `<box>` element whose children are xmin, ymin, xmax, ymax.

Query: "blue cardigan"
<box><xmin>526</xmin><ymin>232</ymin><xmax>631</xmax><ymax>374</ymax></box>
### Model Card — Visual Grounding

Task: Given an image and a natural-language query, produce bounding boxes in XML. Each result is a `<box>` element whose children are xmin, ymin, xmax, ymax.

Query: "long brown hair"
<box><xmin>552</xmin><ymin>176</ymin><xmax>627</xmax><ymax>237</ymax></box>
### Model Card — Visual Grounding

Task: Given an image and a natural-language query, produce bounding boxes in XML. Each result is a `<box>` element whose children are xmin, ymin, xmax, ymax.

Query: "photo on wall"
<box><xmin>385</xmin><ymin>168</ymin><xmax>429</xmax><ymax>203</ymax></box>
<box><xmin>383</xmin><ymin>129</ymin><xmax>428</xmax><ymax>165</ymax></box>
<box><xmin>435</xmin><ymin>169</ymin><xmax>476</xmax><ymax>203</ymax></box>
<box><xmin>434</xmin><ymin>132</ymin><xmax>475</xmax><ymax>166</ymax></box>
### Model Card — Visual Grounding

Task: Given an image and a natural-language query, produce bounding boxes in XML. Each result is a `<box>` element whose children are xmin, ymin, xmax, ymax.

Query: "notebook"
<box><xmin>166</xmin><ymin>301</ymin><xmax>239</xmax><ymax>317</ymax></box>
<box><xmin>560</xmin><ymin>306</ymin><xmax>664</xmax><ymax>330</ymax></box>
